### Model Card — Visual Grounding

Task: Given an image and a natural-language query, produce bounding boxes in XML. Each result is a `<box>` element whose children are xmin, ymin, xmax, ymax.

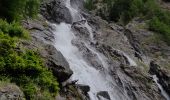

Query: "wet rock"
<box><xmin>0</xmin><ymin>83</ymin><xmax>24</xmax><ymax>100</ymax></box>
<box><xmin>72</xmin><ymin>20</ymin><xmax>91</xmax><ymax>40</ymax></box>
<box><xmin>124</xmin><ymin>29</ymin><xmax>143</xmax><ymax>61</ymax></box>
<box><xmin>97</xmin><ymin>91</ymin><xmax>111</xmax><ymax>100</ymax></box>
<box><xmin>149</xmin><ymin>61</ymin><xmax>170</xmax><ymax>95</ymax></box>
<box><xmin>72</xmin><ymin>39</ymin><xmax>104</xmax><ymax>70</ymax></box>
<box><xmin>77</xmin><ymin>84</ymin><xmax>90</xmax><ymax>94</ymax></box>
<box><xmin>41</xmin><ymin>0</ymin><xmax>72</xmax><ymax>24</ymax></box>
<box><xmin>22</xmin><ymin>19</ymin><xmax>73</xmax><ymax>83</ymax></box>
<box><xmin>44</xmin><ymin>44</ymin><xmax>73</xmax><ymax>82</ymax></box>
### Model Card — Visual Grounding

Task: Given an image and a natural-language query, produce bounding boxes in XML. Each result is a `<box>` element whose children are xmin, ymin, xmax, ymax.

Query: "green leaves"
<box><xmin>0</xmin><ymin>19</ymin><xmax>29</xmax><ymax>38</ymax></box>
<box><xmin>0</xmin><ymin>20</ymin><xmax>59</xmax><ymax>99</ymax></box>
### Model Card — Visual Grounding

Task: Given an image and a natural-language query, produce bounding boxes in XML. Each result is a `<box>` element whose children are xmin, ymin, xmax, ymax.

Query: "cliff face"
<box><xmin>10</xmin><ymin>0</ymin><xmax>170</xmax><ymax>100</ymax></box>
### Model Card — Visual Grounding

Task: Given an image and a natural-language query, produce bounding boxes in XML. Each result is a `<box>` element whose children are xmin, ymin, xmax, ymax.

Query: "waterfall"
<box><xmin>53</xmin><ymin>0</ymin><xmax>137</xmax><ymax>99</ymax></box>
<box><xmin>153</xmin><ymin>75</ymin><xmax>170</xmax><ymax>100</ymax></box>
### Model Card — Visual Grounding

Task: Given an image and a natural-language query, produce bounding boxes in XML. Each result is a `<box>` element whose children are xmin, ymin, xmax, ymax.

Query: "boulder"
<box><xmin>149</xmin><ymin>61</ymin><xmax>170</xmax><ymax>96</ymax></box>
<box><xmin>44</xmin><ymin>44</ymin><xmax>73</xmax><ymax>82</ymax></box>
<box><xmin>41</xmin><ymin>0</ymin><xmax>72</xmax><ymax>24</ymax></box>
<box><xmin>97</xmin><ymin>91</ymin><xmax>111</xmax><ymax>100</ymax></box>
<box><xmin>22</xmin><ymin>19</ymin><xmax>73</xmax><ymax>83</ymax></box>
<box><xmin>77</xmin><ymin>84</ymin><xmax>90</xmax><ymax>94</ymax></box>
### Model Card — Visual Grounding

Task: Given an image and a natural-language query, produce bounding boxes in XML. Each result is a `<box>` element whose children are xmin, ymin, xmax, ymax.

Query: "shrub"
<box><xmin>0</xmin><ymin>19</ymin><xmax>29</xmax><ymax>38</ymax></box>
<box><xmin>0</xmin><ymin>30</ymin><xmax>59</xmax><ymax>99</ymax></box>
<box><xmin>84</xmin><ymin>0</ymin><xmax>95</xmax><ymax>10</ymax></box>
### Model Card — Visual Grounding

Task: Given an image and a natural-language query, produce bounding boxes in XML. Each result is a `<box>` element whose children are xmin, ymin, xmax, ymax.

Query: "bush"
<box><xmin>84</xmin><ymin>0</ymin><xmax>95</xmax><ymax>10</ymax></box>
<box><xmin>0</xmin><ymin>19</ymin><xmax>29</xmax><ymax>38</ymax></box>
<box><xmin>149</xmin><ymin>15</ymin><xmax>170</xmax><ymax>44</ymax></box>
<box><xmin>0</xmin><ymin>29</ymin><xmax>59</xmax><ymax>99</ymax></box>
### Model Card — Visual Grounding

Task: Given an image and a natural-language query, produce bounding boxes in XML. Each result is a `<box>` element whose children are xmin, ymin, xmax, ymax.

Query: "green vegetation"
<box><xmin>0</xmin><ymin>19</ymin><xmax>29</xmax><ymax>38</ymax></box>
<box><xmin>0</xmin><ymin>0</ymin><xmax>40</xmax><ymax>22</ymax></box>
<box><xmin>85</xmin><ymin>0</ymin><xmax>170</xmax><ymax>44</ymax></box>
<box><xmin>0</xmin><ymin>28</ymin><xmax>59</xmax><ymax>99</ymax></box>
<box><xmin>84</xmin><ymin>0</ymin><xmax>95</xmax><ymax>10</ymax></box>
<box><xmin>0</xmin><ymin>0</ymin><xmax>59</xmax><ymax>99</ymax></box>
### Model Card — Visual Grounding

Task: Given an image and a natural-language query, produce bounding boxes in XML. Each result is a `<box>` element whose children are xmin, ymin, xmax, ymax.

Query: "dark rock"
<box><xmin>41</xmin><ymin>0</ymin><xmax>72</xmax><ymax>24</ymax></box>
<box><xmin>77</xmin><ymin>84</ymin><xmax>90</xmax><ymax>94</ymax></box>
<box><xmin>44</xmin><ymin>44</ymin><xmax>73</xmax><ymax>82</ymax></box>
<box><xmin>149</xmin><ymin>61</ymin><xmax>170</xmax><ymax>96</ymax></box>
<box><xmin>97</xmin><ymin>91</ymin><xmax>111</xmax><ymax>100</ymax></box>
<box><xmin>124</xmin><ymin>29</ymin><xmax>143</xmax><ymax>61</ymax></box>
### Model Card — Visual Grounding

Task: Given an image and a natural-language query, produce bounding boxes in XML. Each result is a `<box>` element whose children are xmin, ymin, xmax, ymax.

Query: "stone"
<box><xmin>45</xmin><ymin>44</ymin><xmax>73</xmax><ymax>82</ymax></box>
<box><xmin>77</xmin><ymin>84</ymin><xmax>90</xmax><ymax>93</ymax></box>
<box><xmin>97</xmin><ymin>91</ymin><xmax>111</xmax><ymax>100</ymax></box>
<box><xmin>41</xmin><ymin>0</ymin><xmax>72</xmax><ymax>24</ymax></box>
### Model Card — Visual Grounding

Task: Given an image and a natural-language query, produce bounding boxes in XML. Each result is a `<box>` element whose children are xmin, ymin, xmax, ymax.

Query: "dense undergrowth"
<box><xmin>85</xmin><ymin>0</ymin><xmax>170</xmax><ymax>44</ymax></box>
<box><xmin>0</xmin><ymin>0</ymin><xmax>59</xmax><ymax>99</ymax></box>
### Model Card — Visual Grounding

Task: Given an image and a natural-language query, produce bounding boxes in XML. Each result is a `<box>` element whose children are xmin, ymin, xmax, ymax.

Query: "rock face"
<box><xmin>22</xmin><ymin>17</ymin><xmax>73</xmax><ymax>83</ymax></box>
<box><xmin>149</xmin><ymin>61</ymin><xmax>170</xmax><ymax>96</ymax></box>
<box><xmin>35</xmin><ymin>0</ymin><xmax>170</xmax><ymax>99</ymax></box>
<box><xmin>97</xmin><ymin>91</ymin><xmax>111</xmax><ymax>100</ymax></box>
<box><xmin>41</xmin><ymin>0</ymin><xmax>72</xmax><ymax>24</ymax></box>
<box><xmin>0</xmin><ymin>83</ymin><xmax>24</xmax><ymax>100</ymax></box>
<box><xmin>77</xmin><ymin>84</ymin><xmax>90</xmax><ymax>94</ymax></box>
<box><xmin>44</xmin><ymin>44</ymin><xmax>73</xmax><ymax>82</ymax></box>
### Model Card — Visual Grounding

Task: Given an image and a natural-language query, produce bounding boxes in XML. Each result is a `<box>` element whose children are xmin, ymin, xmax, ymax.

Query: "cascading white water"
<box><xmin>53</xmin><ymin>0</ymin><xmax>138</xmax><ymax>100</ymax></box>
<box><xmin>153</xmin><ymin>75</ymin><xmax>170</xmax><ymax>100</ymax></box>
<box><xmin>53</xmin><ymin>23</ymin><xmax>118</xmax><ymax>100</ymax></box>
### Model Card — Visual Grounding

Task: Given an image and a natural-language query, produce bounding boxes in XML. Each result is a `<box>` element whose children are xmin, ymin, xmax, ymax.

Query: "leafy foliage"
<box><xmin>0</xmin><ymin>19</ymin><xmax>29</xmax><ymax>38</ymax></box>
<box><xmin>0</xmin><ymin>20</ymin><xmax>59</xmax><ymax>100</ymax></box>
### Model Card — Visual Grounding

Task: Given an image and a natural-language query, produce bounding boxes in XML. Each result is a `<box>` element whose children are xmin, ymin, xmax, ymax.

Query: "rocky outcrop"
<box><xmin>77</xmin><ymin>84</ymin><xmax>90</xmax><ymax>94</ymax></box>
<box><xmin>41</xmin><ymin>0</ymin><xmax>72</xmax><ymax>24</ymax></box>
<box><xmin>36</xmin><ymin>0</ymin><xmax>170</xmax><ymax>99</ymax></box>
<box><xmin>22</xmin><ymin>17</ymin><xmax>73</xmax><ymax>83</ymax></box>
<box><xmin>97</xmin><ymin>91</ymin><xmax>111</xmax><ymax>100</ymax></box>
<box><xmin>44</xmin><ymin>44</ymin><xmax>73</xmax><ymax>82</ymax></box>
<box><xmin>0</xmin><ymin>83</ymin><xmax>24</xmax><ymax>100</ymax></box>
<box><xmin>149</xmin><ymin>61</ymin><xmax>170</xmax><ymax>96</ymax></box>
<box><xmin>83</xmin><ymin>14</ymin><xmax>166</xmax><ymax>100</ymax></box>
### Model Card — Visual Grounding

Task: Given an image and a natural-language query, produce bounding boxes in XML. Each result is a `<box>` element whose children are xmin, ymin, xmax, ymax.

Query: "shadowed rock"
<box><xmin>97</xmin><ymin>91</ymin><xmax>111</xmax><ymax>100</ymax></box>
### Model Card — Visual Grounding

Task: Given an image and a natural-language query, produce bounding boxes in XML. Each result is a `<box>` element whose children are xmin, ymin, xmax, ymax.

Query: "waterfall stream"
<box><xmin>153</xmin><ymin>75</ymin><xmax>170</xmax><ymax>100</ymax></box>
<box><xmin>52</xmin><ymin>0</ymin><xmax>141</xmax><ymax>100</ymax></box>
